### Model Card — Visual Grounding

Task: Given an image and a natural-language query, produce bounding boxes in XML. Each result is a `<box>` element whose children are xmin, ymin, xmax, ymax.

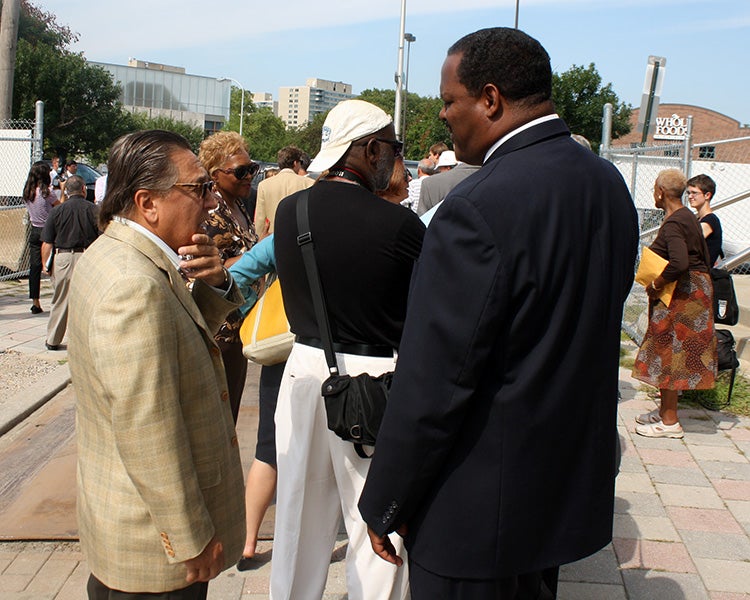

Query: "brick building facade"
<box><xmin>615</xmin><ymin>104</ymin><xmax>750</xmax><ymax>163</ymax></box>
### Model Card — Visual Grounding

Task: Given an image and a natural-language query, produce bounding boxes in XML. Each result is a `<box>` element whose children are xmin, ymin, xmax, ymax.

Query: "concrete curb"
<box><xmin>0</xmin><ymin>364</ymin><xmax>71</xmax><ymax>436</ymax></box>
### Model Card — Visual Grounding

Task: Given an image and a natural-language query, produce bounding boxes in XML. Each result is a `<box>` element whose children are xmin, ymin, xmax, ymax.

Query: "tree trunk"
<box><xmin>0</xmin><ymin>0</ymin><xmax>21</xmax><ymax>121</ymax></box>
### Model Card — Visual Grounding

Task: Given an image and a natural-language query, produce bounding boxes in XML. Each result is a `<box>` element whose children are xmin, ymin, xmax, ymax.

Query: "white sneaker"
<box><xmin>635</xmin><ymin>421</ymin><xmax>684</xmax><ymax>439</ymax></box>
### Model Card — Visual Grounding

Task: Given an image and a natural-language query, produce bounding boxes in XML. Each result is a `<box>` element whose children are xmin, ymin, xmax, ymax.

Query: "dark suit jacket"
<box><xmin>417</xmin><ymin>162</ymin><xmax>481</xmax><ymax>216</ymax></box>
<box><xmin>359</xmin><ymin>118</ymin><xmax>639</xmax><ymax>579</ymax></box>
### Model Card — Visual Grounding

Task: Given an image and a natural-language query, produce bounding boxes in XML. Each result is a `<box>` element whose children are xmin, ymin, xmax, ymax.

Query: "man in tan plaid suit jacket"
<box><xmin>68</xmin><ymin>130</ymin><xmax>246</xmax><ymax>599</ymax></box>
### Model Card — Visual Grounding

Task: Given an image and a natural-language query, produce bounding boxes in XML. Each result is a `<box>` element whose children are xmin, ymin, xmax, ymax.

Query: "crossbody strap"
<box><xmin>296</xmin><ymin>189</ymin><xmax>339</xmax><ymax>375</ymax></box>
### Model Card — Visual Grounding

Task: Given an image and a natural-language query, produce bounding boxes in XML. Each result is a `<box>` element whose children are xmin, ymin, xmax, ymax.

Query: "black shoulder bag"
<box><xmin>295</xmin><ymin>189</ymin><xmax>392</xmax><ymax>458</ymax></box>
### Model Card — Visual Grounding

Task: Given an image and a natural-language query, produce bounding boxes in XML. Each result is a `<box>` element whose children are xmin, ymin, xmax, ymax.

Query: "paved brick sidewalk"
<box><xmin>0</xmin><ymin>277</ymin><xmax>749</xmax><ymax>599</ymax></box>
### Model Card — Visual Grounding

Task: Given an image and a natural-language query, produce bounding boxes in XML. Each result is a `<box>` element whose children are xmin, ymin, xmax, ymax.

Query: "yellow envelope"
<box><xmin>635</xmin><ymin>246</ymin><xmax>676</xmax><ymax>307</ymax></box>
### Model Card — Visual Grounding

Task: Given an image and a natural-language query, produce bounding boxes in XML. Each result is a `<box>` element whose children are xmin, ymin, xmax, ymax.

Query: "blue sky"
<box><xmin>50</xmin><ymin>0</ymin><xmax>750</xmax><ymax>125</ymax></box>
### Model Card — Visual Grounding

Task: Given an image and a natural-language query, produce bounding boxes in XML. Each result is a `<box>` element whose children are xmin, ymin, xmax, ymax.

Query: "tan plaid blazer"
<box><xmin>68</xmin><ymin>221</ymin><xmax>246</xmax><ymax>592</ymax></box>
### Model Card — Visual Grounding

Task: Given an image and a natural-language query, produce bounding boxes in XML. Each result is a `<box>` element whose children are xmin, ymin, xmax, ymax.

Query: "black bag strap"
<box><xmin>296</xmin><ymin>189</ymin><xmax>339</xmax><ymax>376</ymax></box>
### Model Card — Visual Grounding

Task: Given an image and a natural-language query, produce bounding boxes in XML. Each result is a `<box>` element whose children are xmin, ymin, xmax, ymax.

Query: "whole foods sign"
<box><xmin>654</xmin><ymin>114</ymin><xmax>688</xmax><ymax>140</ymax></box>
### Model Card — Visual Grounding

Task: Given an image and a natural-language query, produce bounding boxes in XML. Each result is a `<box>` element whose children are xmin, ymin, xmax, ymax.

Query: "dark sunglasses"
<box><xmin>216</xmin><ymin>162</ymin><xmax>260</xmax><ymax>180</ymax></box>
<box><xmin>354</xmin><ymin>138</ymin><xmax>404</xmax><ymax>157</ymax></box>
<box><xmin>172</xmin><ymin>180</ymin><xmax>216</xmax><ymax>200</ymax></box>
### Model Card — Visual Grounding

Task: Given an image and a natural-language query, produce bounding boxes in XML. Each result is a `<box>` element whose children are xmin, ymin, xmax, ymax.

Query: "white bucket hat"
<box><xmin>308</xmin><ymin>100</ymin><xmax>393</xmax><ymax>173</ymax></box>
<box><xmin>436</xmin><ymin>150</ymin><xmax>457</xmax><ymax>168</ymax></box>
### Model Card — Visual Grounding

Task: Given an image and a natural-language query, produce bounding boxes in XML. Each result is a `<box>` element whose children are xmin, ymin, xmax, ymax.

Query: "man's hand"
<box><xmin>366</xmin><ymin>526</ymin><xmax>404</xmax><ymax>567</ymax></box>
<box><xmin>184</xmin><ymin>536</ymin><xmax>224</xmax><ymax>583</ymax></box>
<box><xmin>177</xmin><ymin>233</ymin><xmax>228</xmax><ymax>288</ymax></box>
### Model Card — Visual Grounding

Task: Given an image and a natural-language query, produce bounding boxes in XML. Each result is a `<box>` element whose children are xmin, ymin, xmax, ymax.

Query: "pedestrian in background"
<box><xmin>22</xmin><ymin>160</ymin><xmax>60</xmax><ymax>314</ymax></box>
<box><xmin>633</xmin><ymin>169</ymin><xmax>717</xmax><ymax>438</ymax></box>
<box><xmin>40</xmin><ymin>175</ymin><xmax>99</xmax><ymax>351</ymax></box>
<box><xmin>687</xmin><ymin>173</ymin><xmax>723</xmax><ymax>266</ymax></box>
<box><xmin>198</xmin><ymin>131</ymin><xmax>260</xmax><ymax>423</ymax></box>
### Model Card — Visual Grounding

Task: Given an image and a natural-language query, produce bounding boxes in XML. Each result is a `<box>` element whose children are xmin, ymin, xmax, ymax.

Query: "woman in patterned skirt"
<box><xmin>632</xmin><ymin>169</ymin><xmax>717</xmax><ymax>438</ymax></box>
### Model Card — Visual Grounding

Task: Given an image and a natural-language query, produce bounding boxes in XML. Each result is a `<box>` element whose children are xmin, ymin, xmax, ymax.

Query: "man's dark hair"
<box><xmin>99</xmin><ymin>130</ymin><xmax>191</xmax><ymax>229</ymax></box>
<box><xmin>66</xmin><ymin>159</ymin><xmax>77</xmax><ymax>167</ymax></box>
<box><xmin>299</xmin><ymin>152</ymin><xmax>311</xmax><ymax>171</ymax></box>
<box><xmin>448</xmin><ymin>27</ymin><xmax>551</xmax><ymax>107</ymax></box>
<box><xmin>687</xmin><ymin>174</ymin><xmax>716</xmax><ymax>199</ymax></box>
<box><xmin>64</xmin><ymin>175</ymin><xmax>85</xmax><ymax>197</ymax></box>
<box><xmin>277</xmin><ymin>145</ymin><xmax>305</xmax><ymax>170</ymax></box>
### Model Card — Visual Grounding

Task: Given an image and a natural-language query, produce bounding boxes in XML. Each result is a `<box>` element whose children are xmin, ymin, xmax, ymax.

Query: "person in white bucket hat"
<box><xmin>269</xmin><ymin>99</ymin><xmax>425</xmax><ymax>599</ymax></box>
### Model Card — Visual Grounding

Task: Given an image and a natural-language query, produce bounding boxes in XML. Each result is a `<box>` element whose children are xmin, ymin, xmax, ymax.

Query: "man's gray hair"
<box><xmin>418</xmin><ymin>158</ymin><xmax>437</xmax><ymax>176</ymax></box>
<box><xmin>64</xmin><ymin>175</ymin><xmax>86</xmax><ymax>197</ymax></box>
<box><xmin>98</xmin><ymin>130</ymin><xmax>191</xmax><ymax>229</ymax></box>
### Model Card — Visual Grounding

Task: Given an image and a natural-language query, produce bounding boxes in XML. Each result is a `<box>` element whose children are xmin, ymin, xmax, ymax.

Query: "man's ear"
<box><xmin>133</xmin><ymin>189</ymin><xmax>159</xmax><ymax>226</ymax></box>
<box><xmin>483</xmin><ymin>83</ymin><xmax>504</xmax><ymax>120</ymax></box>
<box><xmin>364</xmin><ymin>138</ymin><xmax>381</xmax><ymax>168</ymax></box>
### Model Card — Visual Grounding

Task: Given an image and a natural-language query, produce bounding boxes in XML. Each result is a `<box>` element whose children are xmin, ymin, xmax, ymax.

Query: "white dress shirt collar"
<box><xmin>483</xmin><ymin>113</ymin><xmax>560</xmax><ymax>164</ymax></box>
<box><xmin>113</xmin><ymin>216</ymin><xmax>181</xmax><ymax>270</ymax></box>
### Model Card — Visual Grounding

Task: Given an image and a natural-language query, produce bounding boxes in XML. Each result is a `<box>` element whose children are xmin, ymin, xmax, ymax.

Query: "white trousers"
<box><xmin>270</xmin><ymin>342</ymin><xmax>409</xmax><ymax>600</ymax></box>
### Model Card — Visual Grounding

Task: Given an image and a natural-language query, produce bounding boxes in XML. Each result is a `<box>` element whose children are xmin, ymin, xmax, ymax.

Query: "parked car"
<box><xmin>404</xmin><ymin>159</ymin><xmax>420</xmax><ymax>180</ymax></box>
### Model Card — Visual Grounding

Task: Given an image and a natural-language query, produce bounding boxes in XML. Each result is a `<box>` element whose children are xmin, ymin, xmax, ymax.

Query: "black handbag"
<box><xmin>322</xmin><ymin>371</ymin><xmax>392</xmax><ymax>448</ymax></box>
<box><xmin>716</xmin><ymin>328</ymin><xmax>740</xmax><ymax>372</ymax></box>
<box><xmin>715</xmin><ymin>328</ymin><xmax>740</xmax><ymax>408</ymax></box>
<box><xmin>296</xmin><ymin>190</ymin><xmax>392</xmax><ymax>458</ymax></box>
<box><xmin>711</xmin><ymin>268</ymin><xmax>739</xmax><ymax>326</ymax></box>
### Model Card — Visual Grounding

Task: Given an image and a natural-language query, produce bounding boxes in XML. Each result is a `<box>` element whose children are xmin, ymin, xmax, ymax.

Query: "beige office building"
<box><xmin>253</xmin><ymin>92</ymin><xmax>278</xmax><ymax>115</ymax></box>
<box><xmin>278</xmin><ymin>78</ymin><xmax>353</xmax><ymax>129</ymax></box>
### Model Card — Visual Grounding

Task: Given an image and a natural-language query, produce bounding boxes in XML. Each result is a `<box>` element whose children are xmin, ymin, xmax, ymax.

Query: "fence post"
<box><xmin>33</xmin><ymin>100</ymin><xmax>44</xmax><ymax>162</ymax></box>
<box><xmin>600</xmin><ymin>103</ymin><xmax>612</xmax><ymax>159</ymax></box>
<box><xmin>683</xmin><ymin>115</ymin><xmax>693</xmax><ymax>178</ymax></box>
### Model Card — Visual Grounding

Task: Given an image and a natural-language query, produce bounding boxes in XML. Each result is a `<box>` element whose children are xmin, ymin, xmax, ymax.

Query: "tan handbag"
<box><xmin>240</xmin><ymin>275</ymin><xmax>294</xmax><ymax>365</ymax></box>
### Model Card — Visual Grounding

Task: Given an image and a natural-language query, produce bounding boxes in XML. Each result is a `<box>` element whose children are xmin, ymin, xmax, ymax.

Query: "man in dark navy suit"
<box><xmin>359</xmin><ymin>27</ymin><xmax>639</xmax><ymax>599</ymax></box>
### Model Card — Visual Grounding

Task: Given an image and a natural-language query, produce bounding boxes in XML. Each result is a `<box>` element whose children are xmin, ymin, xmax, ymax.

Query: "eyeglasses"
<box><xmin>215</xmin><ymin>163</ymin><xmax>260</xmax><ymax>180</ymax></box>
<box><xmin>686</xmin><ymin>190</ymin><xmax>704</xmax><ymax>197</ymax></box>
<box><xmin>172</xmin><ymin>180</ymin><xmax>216</xmax><ymax>200</ymax></box>
<box><xmin>353</xmin><ymin>138</ymin><xmax>404</xmax><ymax>158</ymax></box>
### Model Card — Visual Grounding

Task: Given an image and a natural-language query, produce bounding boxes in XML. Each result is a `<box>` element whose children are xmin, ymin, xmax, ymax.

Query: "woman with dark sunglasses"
<box><xmin>198</xmin><ymin>131</ymin><xmax>260</xmax><ymax>423</ymax></box>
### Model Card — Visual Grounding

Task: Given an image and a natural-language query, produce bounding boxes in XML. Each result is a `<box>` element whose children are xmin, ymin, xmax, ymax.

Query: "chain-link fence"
<box><xmin>601</xmin><ymin>108</ymin><xmax>750</xmax><ymax>342</ymax></box>
<box><xmin>0</xmin><ymin>114</ymin><xmax>42</xmax><ymax>281</ymax></box>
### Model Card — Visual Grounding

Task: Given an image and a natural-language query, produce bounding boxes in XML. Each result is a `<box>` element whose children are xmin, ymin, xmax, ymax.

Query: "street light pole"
<box><xmin>217</xmin><ymin>77</ymin><xmax>245</xmax><ymax>136</ymax></box>
<box><xmin>514</xmin><ymin>0</ymin><xmax>520</xmax><ymax>28</ymax></box>
<box><xmin>393</xmin><ymin>0</ymin><xmax>407</xmax><ymax>140</ymax></box>
<box><xmin>402</xmin><ymin>33</ymin><xmax>416</xmax><ymax>150</ymax></box>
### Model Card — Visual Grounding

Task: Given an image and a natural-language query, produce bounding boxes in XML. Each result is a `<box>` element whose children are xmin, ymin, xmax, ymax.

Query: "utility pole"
<box><xmin>0</xmin><ymin>0</ymin><xmax>21</xmax><ymax>120</ymax></box>
<box><xmin>393</xmin><ymin>0</ymin><xmax>406</xmax><ymax>139</ymax></box>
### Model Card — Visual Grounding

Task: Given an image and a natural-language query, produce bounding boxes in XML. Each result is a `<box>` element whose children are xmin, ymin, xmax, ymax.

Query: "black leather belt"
<box><xmin>55</xmin><ymin>247</ymin><xmax>85</xmax><ymax>253</ymax></box>
<box><xmin>295</xmin><ymin>336</ymin><xmax>393</xmax><ymax>358</ymax></box>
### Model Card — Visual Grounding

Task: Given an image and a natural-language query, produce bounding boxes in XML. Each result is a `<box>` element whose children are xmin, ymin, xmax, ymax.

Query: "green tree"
<box><xmin>358</xmin><ymin>88</ymin><xmax>449</xmax><ymax>160</ymax></box>
<box><xmin>287</xmin><ymin>112</ymin><xmax>328</xmax><ymax>158</ymax></box>
<box><xmin>244</xmin><ymin>107</ymin><xmax>289</xmax><ymax>162</ymax></box>
<box><xmin>402</xmin><ymin>95</ymin><xmax>450</xmax><ymax>160</ymax></box>
<box><xmin>224</xmin><ymin>86</ymin><xmax>256</xmax><ymax>134</ymax></box>
<box><xmin>552</xmin><ymin>63</ymin><xmax>631</xmax><ymax>151</ymax></box>
<box><xmin>12</xmin><ymin>1</ymin><xmax>129</xmax><ymax>160</ymax></box>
